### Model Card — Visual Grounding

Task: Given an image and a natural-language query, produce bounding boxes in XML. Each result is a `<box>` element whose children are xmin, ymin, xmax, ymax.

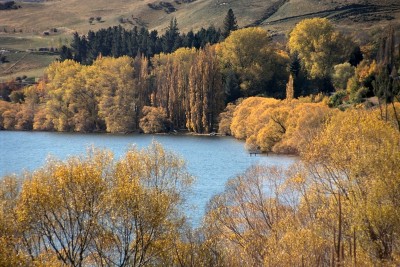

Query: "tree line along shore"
<box><xmin>0</xmin><ymin>13</ymin><xmax>399</xmax><ymax>158</ymax></box>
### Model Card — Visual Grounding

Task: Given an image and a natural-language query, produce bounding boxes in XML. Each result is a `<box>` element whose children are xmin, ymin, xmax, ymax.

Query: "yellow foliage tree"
<box><xmin>288</xmin><ymin>18</ymin><xmax>352</xmax><ymax>79</ymax></box>
<box><xmin>303</xmin><ymin>109</ymin><xmax>400</xmax><ymax>264</ymax></box>
<box><xmin>230</xmin><ymin>97</ymin><xmax>332</xmax><ymax>154</ymax></box>
<box><xmin>12</xmin><ymin>142</ymin><xmax>193</xmax><ymax>266</ymax></box>
<box><xmin>203</xmin><ymin>166</ymin><xmax>297</xmax><ymax>266</ymax></box>
<box><xmin>0</xmin><ymin>176</ymin><xmax>28</xmax><ymax>266</ymax></box>
<box><xmin>94</xmin><ymin>56</ymin><xmax>139</xmax><ymax>133</ymax></box>
<box><xmin>92</xmin><ymin>142</ymin><xmax>193</xmax><ymax>266</ymax></box>
<box><xmin>276</xmin><ymin>102</ymin><xmax>335</xmax><ymax>154</ymax></box>
<box><xmin>216</xmin><ymin>27</ymin><xmax>287</xmax><ymax>96</ymax></box>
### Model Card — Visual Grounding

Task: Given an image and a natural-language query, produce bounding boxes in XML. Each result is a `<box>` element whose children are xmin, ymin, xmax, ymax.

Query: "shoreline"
<box><xmin>0</xmin><ymin>128</ymin><xmax>224</xmax><ymax>136</ymax></box>
<box><xmin>0</xmin><ymin>129</ymin><xmax>299</xmax><ymax>156</ymax></box>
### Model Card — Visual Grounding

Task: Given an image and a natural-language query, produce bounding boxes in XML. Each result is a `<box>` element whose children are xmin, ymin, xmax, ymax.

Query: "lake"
<box><xmin>0</xmin><ymin>131</ymin><xmax>297</xmax><ymax>226</ymax></box>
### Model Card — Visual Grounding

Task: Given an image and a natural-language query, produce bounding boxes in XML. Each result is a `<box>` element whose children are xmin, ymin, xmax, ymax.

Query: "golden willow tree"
<box><xmin>302</xmin><ymin>109</ymin><xmax>400</xmax><ymax>265</ymax></box>
<box><xmin>227</xmin><ymin>96</ymin><xmax>334</xmax><ymax>154</ymax></box>
<box><xmin>0</xmin><ymin>142</ymin><xmax>194</xmax><ymax>266</ymax></box>
<box><xmin>203</xmin><ymin>165</ymin><xmax>295</xmax><ymax>266</ymax></box>
<box><xmin>36</xmin><ymin>56</ymin><xmax>147</xmax><ymax>133</ymax></box>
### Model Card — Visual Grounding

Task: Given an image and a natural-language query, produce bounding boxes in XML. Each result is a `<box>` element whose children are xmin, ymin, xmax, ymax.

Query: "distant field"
<box><xmin>0</xmin><ymin>50</ymin><xmax>58</xmax><ymax>81</ymax></box>
<box><xmin>0</xmin><ymin>0</ymin><xmax>399</xmax><ymax>80</ymax></box>
<box><xmin>0</xmin><ymin>34</ymin><xmax>69</xmax><ymax>50</ymax></box>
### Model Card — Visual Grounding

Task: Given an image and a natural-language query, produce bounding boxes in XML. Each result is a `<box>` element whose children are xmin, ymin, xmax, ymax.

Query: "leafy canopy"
<box><xmin>288</xmin><ymin>18</ymin><xmax>352</xmax><ymax>79</ymax></box>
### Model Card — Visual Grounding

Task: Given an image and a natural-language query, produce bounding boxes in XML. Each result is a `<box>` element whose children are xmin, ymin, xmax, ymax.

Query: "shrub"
<box><xmin>0</xmin><ymin>1</ymin><xmax>17</xmax><ymax>10</ymax></box>
<box><xmin>354</xmin><ymin>87</ymin><xmax>369</xmax><ymax>103</ymax></box>
<box><xmin>328</xmin><ymin>90</ymin><xmax>347</xmax><ymax>107</ymax></box>
<box><xmin>0</xmin><ymin>55</ymin><xmax>7</xmax><ymax>63</ymax></box>
<box><xmin>9</xmin><ymin>91</ymin><xmax>25</xmax><ymax>104</ymax></box>
<box><xmin>332</xmin><ymin>63</ymin><xmax>355</xmax><ymax>90</ymax></box>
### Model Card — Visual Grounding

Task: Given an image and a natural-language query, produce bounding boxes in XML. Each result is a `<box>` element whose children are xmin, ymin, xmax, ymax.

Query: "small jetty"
<box><xmin>249</xmin><ymin>149</ymin><xmax>262</xmax><ymax>156</ymax></box>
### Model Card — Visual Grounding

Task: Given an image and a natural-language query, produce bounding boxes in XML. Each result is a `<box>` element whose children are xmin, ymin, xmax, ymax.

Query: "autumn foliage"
<box><xmin>0</xmin><ymin>44</ymin><xmax>229</xmax><ymax>134</ymax></box>
<box><xmin>2</xmin><ymin>109</ymin><xmax>400</xmax><ymax>266</ymax></box>
<box><xmin>226</xmin><ymin>96</ymin><xmax>334</xmax><ymax>154</ymax></box>
<box><xmin>1</xmin><ymin>15</ymin><xmax>400</xmax><ymax>266</ymax></box>
<box><xmin>205</xmin><ymin>109</ymin><xmax>400</xmax><ymax>266</ymax></box>
<box><xmin>1</xmin><ymin>142</ymin><xmax>194</xmax><ymax>266</ymax></box>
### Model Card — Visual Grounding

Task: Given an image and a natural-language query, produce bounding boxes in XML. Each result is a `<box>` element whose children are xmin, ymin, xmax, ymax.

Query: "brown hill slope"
<box><xmin>1</xmin><ymin>0</ymin><xmax>399</xmax><ymax>35</ymax></box>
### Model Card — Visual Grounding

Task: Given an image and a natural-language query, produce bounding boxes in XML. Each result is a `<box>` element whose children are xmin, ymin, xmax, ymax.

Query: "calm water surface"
<box><xmin>0</xmin><ymin>131</ymin><xmax>297</xmax><ymax>225</ymax></box>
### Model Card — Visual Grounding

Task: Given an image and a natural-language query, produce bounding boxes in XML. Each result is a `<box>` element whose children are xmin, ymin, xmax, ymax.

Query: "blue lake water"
<box><xmin>0</xmin><ymin>131</ymin><xmax>297</xmax><ymax>226</ymax></box>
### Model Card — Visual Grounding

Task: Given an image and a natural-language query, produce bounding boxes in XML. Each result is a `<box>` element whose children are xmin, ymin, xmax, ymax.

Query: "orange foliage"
<box><xmin>230</xmin><ymin>97</ymin><xmax>333</xmax><ymax>153</ymax></box>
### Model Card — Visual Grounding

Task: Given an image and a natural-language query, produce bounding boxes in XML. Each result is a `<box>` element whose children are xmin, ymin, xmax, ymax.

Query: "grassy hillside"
<box><xmin>1</xmin><ymin>0</ymin><xmax>399</xmax><ymax>80</ymax></box>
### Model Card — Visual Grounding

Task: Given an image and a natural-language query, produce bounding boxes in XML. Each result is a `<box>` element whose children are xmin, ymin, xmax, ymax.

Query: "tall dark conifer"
<box><xmin>59</xmin><ymin>45</ymin><xmax>73</xmax><ymax>61</ymax></box>
<box><xmin>224</xmin><ymin>69</ymin><xmax>241</xmax><ymax>103</ymax></box>
<box><xmin>70</xmin><ymin>33</ymin><xmax>88</xmax><ymax>63</ymax></box>
<box><xmin>289</xmin><ymin>53</ymin><xmax>301</xmax><ymax>77</ymax></box>
<box><xmin>222</xmin><ymin>8</ymin><xmax>238</xmax><ymax>38</ymax></box>
<box><xmin>162</xmin><ymin>18</ymin><xmax>180</xmax><ymax>53</ymax></box>
<box><xmin>86</xmin><ymin>30</ymin><xmax>100</xmax><ymax>64</ymax></box>
<box><xmin>149</xmin><ymin>30</ymin><xmax>160</xmax><ymax>55</ymax></box>
<box><xmin>111</xmin><ymin>26</ymin><xmax>123</xmax><ymax>57</ymax></box>
<box><xmin>183</xmin><ymin>30</ymin><xmax>195</xmax><ymax>48</ymax></box>
<box><xmin>71</xmin><ymin>32</ymin><xmax>82</xmax><ymax>62</ymax></box>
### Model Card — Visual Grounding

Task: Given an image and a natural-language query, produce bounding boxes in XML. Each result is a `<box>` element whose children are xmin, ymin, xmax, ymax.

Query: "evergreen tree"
<box><xmin>137</xmin><ymin>27</ymin><xmax>148</xmax><ymax>54</ymax></box>
<box><xmin>59</xmin><ymin>45</ymin><xmax>73</xmax><ymax>62</ymax></box>
<box><xmin>70</xmin><ymin>32</ymin><xmax>82</xmax><ymax>62</ymax></box>
<box><xmin>80</xmin><ymin>36</ymin><xmax>88</xmax><ymax>64</ymax></box>
<box><xmin>183</xmin><ymin>30</ymin><xmax>195</xmax><ymax>48</ymax></box>
<box><xmin>149</xmin><ymin>30</ymin><xmax>160</xmax><ymax>55</ymax></box>
<box><xmin>70</xmin><ymin>32</ymin><xmax>88</xmax><ymax>63</ymax></box>
<box><xmin>224</xmin><ymin>69</ymin><xmax>241</xmax><ymax>103</ymax></box>
<box><xmin>128</xmin><ymin>26</ymin><xmax>139</xmax><ymax>57</ymax></box>
<box><xmin>289</xmin><ymin>53</ymin><xmax>301</xmax><ymax>77</ymax></box>
<box><xmin>349</xmin><ymin>46</ymin><xmax>363</xmax><ymax>67</ymax></box>
<box><xmin>162</xmin><ymin>18</ymin><xmax>180</xmax><ymax>53</ymax></box>
<box><xmin>222</xmin><ymin>8</ymin><xmax>238</xmax><ymax>38</ymax></box>
<box><xmin>111</xmin><ymin>26</ymin><xmax>123</xmax><ymax>57</ymax></box>
<box><xmin>66</xmin><ymin>20</ymin><xmax>223</xmax><ymax>63</ymax></box>
<box><xmin>86</xmin><ymin>30</ymin><xmax>100</xmax><ymax>64</ymax></box>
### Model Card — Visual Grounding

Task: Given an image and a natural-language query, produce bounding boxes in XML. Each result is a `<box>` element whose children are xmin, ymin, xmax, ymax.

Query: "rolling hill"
<box><xmin>1</xmin><ymin>0</ymin><xmax>399</xmax><ymax>79</ymax></box>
